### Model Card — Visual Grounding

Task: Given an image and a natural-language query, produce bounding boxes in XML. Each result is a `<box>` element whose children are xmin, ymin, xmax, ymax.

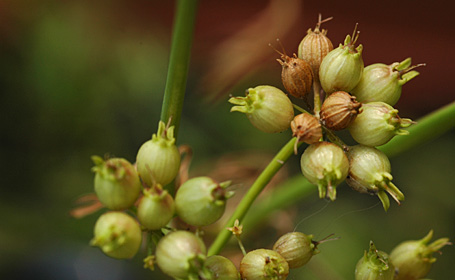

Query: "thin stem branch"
<box><xmin>160</xmin><ymin>0</ymin><xmax>198</xmax><ymax>140</ymax></box>
<box><xmin>207</xmin><ymin>138</ymin><xmax>301</xmax><ymax>256</ymax></box>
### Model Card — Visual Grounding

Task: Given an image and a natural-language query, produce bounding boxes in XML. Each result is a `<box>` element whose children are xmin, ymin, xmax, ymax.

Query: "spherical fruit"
<box><xmin>240</xmin><ymin>249</ymin><xmax>289</xmax><ymax>280</ymax></box>
<box><xmin>92</xmin><ymin>156</ymin><xmax>141</xmax><ymax>210</ymax></box>
<box><xmin>346</xmin><ymin>145</ymin><xmax>404</xmax><ymax>211</ymax></box>
<box><xmin>273</xmin><ymin>232</ymin><xmax>319</xmax><ymax>268</ymax></box>
<box><xmin>136</xmin><ymin>121</ymin><xmax>181</xmax><ymax>187</ymax></box>
<box><xmin>351</xmin><ymin>58</ymin><xmax>421</xmax><ymax>106</ymax></box>
<box><xmin>137</xmin><ymin>187</ymin><xmax>175</xmax><ymax>230</ymax></box>
<box><xmin>155</xmin><ymin>231</ymin><xmax>207</xmax><ymax>279</ymax></box>
<box><xmin>205</xmin><ymin>255</ymin><xmax>239</xmax><ymax>280</ymax></box>
<box><xmin>390</xmin><ymin>230</ymin><xmax>451</xmax><ymax>280</ymax></box>
<box><xmin>90</xmin><ymin>211</ymin><xmax>142</xmax><ymax>259</ymax></box>
<box><xmin>319</xmin><ymin>29</ymin><xmax>364</xmax><ymax>94</ymax></box>
<box><xmin>229</xmin><ymin>85</ymin><xmax>294</xmax><ymax>133</ymax></box>
<box><xmin>298</xmin><ymin>14</ymin><xmax>334</xmax><ymax>83</ymax></box>
<box><xmin>300</xmin><ymin>142</ymin><xmax>349</xmax><ymax>201</ymax></box>
<box><xmin>175</xmin><ymin>177</ymin><xmax>232</xmax><ymax>227</ymax></box>
<box><xmin>348</xmin><ymin>102</ymin><xmax>413</xmax><ymax>147</ymax></box>
<box><xmin>320</xmin><ymin>91</ymin><xmax>361</xmax><ymax>130</ymax></box>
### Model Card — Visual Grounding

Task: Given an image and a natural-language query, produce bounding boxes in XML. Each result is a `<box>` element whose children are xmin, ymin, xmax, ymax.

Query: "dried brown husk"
<box><xmin>278</xmin><ymin>54</ymin><xmax>314</xmax><ymax>99</ymax></box>
<box><xmin>291</xmin><ymin>113</ymin><xmax>322</xmax><ymax>154</ymax></box>
<box><xmin>320</xmin><ymin>91</ymin><xmax>361</xmax><ymax>130</ymax></box>
<box><xmin>299</xmin><ymin>28</ymin><xmax>333</xmax><ymax>83</ymax></box>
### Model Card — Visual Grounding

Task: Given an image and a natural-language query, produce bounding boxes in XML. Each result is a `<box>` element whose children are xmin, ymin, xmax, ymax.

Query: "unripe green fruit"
<box><xmin>229</xmin><ymin>85</ymin><xmax>294</xmax><ymax>133</ymax></box>
<box><xmin>155</xmin><ymin>231</ymin><xmax>207</xmax><ymax>279</ymax></box>
<box><xmin>390</xmin><ymin>230</ymin><xmax>451</xmax><ymax>280</ymax></box>
<box><xmin>348</xmin><ymin>102</ymin><xmax>413</xmax><ymax>147</ymax></box>
<box><xmin>273</xmin><ymin>232</ymin><xmax>319</xmax><ymax>268</ymax></box>
<box><xmin>240</xmin><ymin>249</ymin><xmax>289</xmax><ymax>280</ymax></box>
<box><xmin>319</xmin><ymin>31</ymin><xmax>364</xmax><ymax>94</ymax></box>
<box><xmin>355</xmin><ymin>241</ymin><xmax>395</xmax><ymax>280</ymax></box>
<box><xmin>205</xmin><ymin>255</ymin><xmax>239</xmax><ymax>280</ymax></box>
<box><xmin>137</xmin><ymin>186</ymin><xmax>175</xmax><ymax>230</ymax></box>
<box><xmin>300</xmin><ymin>142</ymin><xmax>349</xmax><ymax>201</ymax></box>
<box><xmin>90</xmin><ymin>211</ymin><xmax>142</xmax><ymax>259</ymax></box>
<box><xmin>346</xmin><ymin>145</ymin><xmax>404</xmax><ymax>211</ymax></box>
<box><xmin>175</xmin><ymin>177</ymin><xmax>233</xmax><ymax>227</ymax></box>
<box><xmin>351</xmin><ymin>58</ymin><xmax>420</xmax><ymax>106</ymax></box>
<box><xmin>136</xmin><ymin>121</ymin><xmax>181</xmax><ymax>187</ymax></box>
<box><xmin>92</xmin><ymin>156</ymin><xmax>141</xmax><ymax>210</ymax></box>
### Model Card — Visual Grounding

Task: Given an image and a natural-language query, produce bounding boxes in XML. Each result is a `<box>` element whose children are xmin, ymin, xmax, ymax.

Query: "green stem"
<box><xmin>160</xmin><ymin>0</ymin><xmax>198</xmax><ymax>139</ymax></box>
<box><xmin>210</xmin><ymin>101</ymin><xmax>455</xmax><ymax>252</ymax></box>
<box><xmin>293</xmin><ymin>103</ymin><xmax>310</xmax><ymax>114</ymax></box>
<box><xmin>207</xmin><ymin>138</ymin><xmax>301</xmax><ymax>256</ymax></box>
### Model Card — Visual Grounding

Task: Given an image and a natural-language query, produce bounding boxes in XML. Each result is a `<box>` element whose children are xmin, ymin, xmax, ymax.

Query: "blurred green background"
<box><xmin>1</xmin><ymin>0</ymin><xmax>453</xmax><ymax>279</ymax></box>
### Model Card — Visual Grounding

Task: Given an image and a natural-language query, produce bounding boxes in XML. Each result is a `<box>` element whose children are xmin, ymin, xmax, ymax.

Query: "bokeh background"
<box><xmin>1</xmin><ymin>0</ymin><xmax>454</xmax><ymax>279</ymax></box>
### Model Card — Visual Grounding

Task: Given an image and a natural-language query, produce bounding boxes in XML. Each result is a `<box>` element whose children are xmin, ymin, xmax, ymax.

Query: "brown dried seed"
<box><xmin>298</xmin><ymin>15</ymin><xmax>334</xmax><ymax>83</ymax></box>
<box><xmin>291</xmin><ymin>113</ymin><xmax>322</xmax><ymax>154</ymax></box>
<box><xmin>320</xmin><ymin>91</ymin><xmax>361</xmax><ymax>130</ymax></box>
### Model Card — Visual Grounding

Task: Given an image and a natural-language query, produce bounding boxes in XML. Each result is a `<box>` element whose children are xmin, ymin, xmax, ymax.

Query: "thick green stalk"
<box><xmin>160</xmin><ymin>0</ymin><xmax>198</xmax><ymax>139</ymax></box>
<box><xmin>207</xmin><ymin>138</ymin><xmax>302</xmax><ymax>256</ymax></box>
<box><xmin>210</xmin><ymin>101</ymin><xmax>455</xmax><ymax>254</ymax></box>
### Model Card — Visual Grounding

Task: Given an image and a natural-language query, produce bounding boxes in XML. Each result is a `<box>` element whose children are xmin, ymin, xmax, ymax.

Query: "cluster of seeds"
<box><xmin>83</xmin><ymin>14</ymin><xmax>451</xmax><ymax>280</ymax></box>
<box><xmin>229</xmin><ymin>15</ymin><xmax>423</xmax><ymax>212</ymax></box>
<box><xmin>89</xmin><ymin>120</ymin><xmax>238</xmax><ymax>279</ymax></box>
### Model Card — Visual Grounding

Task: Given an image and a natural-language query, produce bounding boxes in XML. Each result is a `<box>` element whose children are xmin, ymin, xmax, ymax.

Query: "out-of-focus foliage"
<box><xmin>0</xmin><ymin>0</ymin><xmax>453</xmax><ymax>279</ymax></box>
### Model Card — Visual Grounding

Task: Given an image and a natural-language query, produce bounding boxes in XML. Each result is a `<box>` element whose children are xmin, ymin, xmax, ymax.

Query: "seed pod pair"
<box><xmin>320</xmin><ymin>91</ymin><xmax>361</xmax><ymax>130</ymax></box>
<box><xmin>319</xmin><ymin>26</ymin><xmax>364</xmax><ymax>95</ymax></box>
<box><xmin>390</xmin><ymin>230</ymin><xmax>451</xmax><ymax>280</ymax></box>
<box><xmin>355</xmin><ymin>241</ymin><xmax>395</xmax><ymax>280</ymax></box>
<box><xmin>348</xmin><ymin>102</ymin><xmax>413</xmax><ymax>147</ymax></box>
<box><xmin>346</xmin><ymin>145</ymin><xmax>404</xmax><ymax>211</ymax></box>
<box><xmin>351</xmin><ymin>58</ymin><xmax>422</xmax><ymax>106</ymax></box>
<box><xmin>92</xmin><ymin>156</ymin><xmax>141</xmax><ymax>210</ymax></box>
<box><xmin>229</xmin><ymin>85</ymin><xmax>294</xmax><ymax>133</ymax></box>
<box><xmin>136</xmin><ymin>121</ymin><xmax>181</xmax><ymax>187</ymax></box>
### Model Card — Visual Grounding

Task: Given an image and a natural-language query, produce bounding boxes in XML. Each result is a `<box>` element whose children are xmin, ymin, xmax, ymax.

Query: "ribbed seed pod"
<box><xmin>277</xmin><ymin>52</ymin><xmax>314</xmax><ymax>99</ymax></box>
<box><xmin>298</xmin><ymin>15</ymin><xmax>334</xmax><ymax>83</ymax></box>
<box><xmin>320</xmin><ymin>91</ymin><xmax>361</xmax><ymax>130</ymax></box>
<box><xmin>319</xmin><ymin>26</ymin><xmax>364</xmax><ymax>95</ymax></box>
<box><xmin>346</xmin><ymin>145</ymin><xmax>404</xmax><ymax>211</ymax></box>
<box><xmin>348</xmin><ymin>102</ymin><xmax>413</xmax><ymax>147</ymax></box>
<box><xmin>273</xmin><ymin>232</ymin><xmax>319</xmax><ymax>269</ymax></box>
<box><xmin>290</xmin><ymin>113</ymin><xmax>322</xmax><ymax>154</ymax></box>
<box><xmin>351</xmin><ymin>58</ymin><xmax>422</xmax><ymax>106</ymax></box>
